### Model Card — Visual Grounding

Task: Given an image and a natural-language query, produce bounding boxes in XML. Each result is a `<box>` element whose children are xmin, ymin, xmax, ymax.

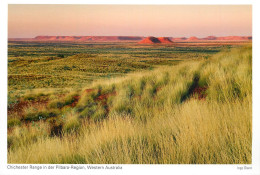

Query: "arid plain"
<box><xmin>7</xmin><ymin>35</ymin><xmax>252</xmax><ymax>164</ymax></box>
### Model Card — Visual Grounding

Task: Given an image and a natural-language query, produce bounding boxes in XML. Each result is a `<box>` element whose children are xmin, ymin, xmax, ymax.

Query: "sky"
<box><xmin>8</xmin><ymin>5</ymin><xmax>252</xmax><ymax>38</ymax></box>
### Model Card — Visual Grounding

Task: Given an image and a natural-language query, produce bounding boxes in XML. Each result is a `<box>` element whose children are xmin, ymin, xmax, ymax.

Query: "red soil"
<box><xmin>8</xmin><ymin>101</ymin><xmax>29</xmax><ymax>116</ymax></box>
<box><xmin>84</xmin><ymin>88</ymin><xmax>95</xmax><ymax>93</ymax></box>
<box><xmin>96</xmin><ymin>91</ymin><xmax>117</xmax><ymax>102</ymax></box>
<box><xmin>70</xmin><ymin>96</ymin><xmax>80</xmax><ymax>107</ymax></box>
<box><xmin>192</xmin><ymin>86</ymin><xmax>208</xmax><ymax>100</ymax></box>
<box><xmin>98</xmin><ymin>91</ymin><xmax>117</xmax><ymax>113</ymax></box>
<box><xmin>8</xmin><ymin>98</ymin><xmax>49</xmax><ymax>116</ymax></box>
<box><xmin>84</xmin><ymin>88</ymin><xmax>117</xmax><ymax>104</ymax></box>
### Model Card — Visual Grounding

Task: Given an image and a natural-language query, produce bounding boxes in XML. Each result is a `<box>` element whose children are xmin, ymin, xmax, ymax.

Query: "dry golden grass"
<box><xmin>8</xmin><ymin>46</ymin><xmax>252</xmax><ymax>164</ymax></box>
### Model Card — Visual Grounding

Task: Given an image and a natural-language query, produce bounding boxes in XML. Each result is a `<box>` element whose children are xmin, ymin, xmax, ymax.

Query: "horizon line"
<box><xmin>8</xmin><ymin>35</ymin><xmax>253</xmax><ymax>39</ymax></box>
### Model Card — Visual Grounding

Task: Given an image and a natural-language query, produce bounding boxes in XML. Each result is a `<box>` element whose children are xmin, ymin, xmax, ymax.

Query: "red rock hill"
<box><xmin>34</xmin><ymin>36</ymin><xmax>144</xmax><ymax>42</ymax></box>
<box><xmin>9</xmin><ymin>35</ymin><xmax>252</xmax><ymax>42</ymax></box>
<box><xmin>138</xmin><ymin>37</ymin><xmax>173</xmax><ymax>44</ymax></box>
<box><xmin>158</xmin><ymin>37</ymin><xmax>173</xmax><ymax>43</ymax></box>
<box><xmin>187</xmin><ymin>36</ymin><xmax>199</xmax><ymax>41</ymax></box>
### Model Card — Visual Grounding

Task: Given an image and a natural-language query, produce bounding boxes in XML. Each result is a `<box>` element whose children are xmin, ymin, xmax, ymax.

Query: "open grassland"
<box><xmin>7</xmin><ymin>44</ymin><xmax>252</xmax><ymax>164</ymax></box>
<box><xmin>8</xmin><ymin>42</ymin><xmax>221</xmax><ymax>91</ymax></box>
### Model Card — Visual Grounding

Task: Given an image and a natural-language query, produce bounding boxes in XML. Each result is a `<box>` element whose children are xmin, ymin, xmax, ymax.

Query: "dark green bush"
<box><xmin>79</xmin><ymin>105</ymin><xmax>97</xmax><ymax>118</ymax></box>
<box><xmin>8</xmin><ymin>118</ymin><xmax>21</xmax><ymax>128</ymax></box>
<box><xmin>24</xmin><ymin>110</ymin><xmax>58</xmax><ymax>122</ymax></box>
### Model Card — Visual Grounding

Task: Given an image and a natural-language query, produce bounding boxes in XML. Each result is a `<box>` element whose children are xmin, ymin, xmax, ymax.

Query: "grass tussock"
<box><xmin>8</xmin><ymin>46</ymin><xmax>252</xmax><ymax>164</ymax></box>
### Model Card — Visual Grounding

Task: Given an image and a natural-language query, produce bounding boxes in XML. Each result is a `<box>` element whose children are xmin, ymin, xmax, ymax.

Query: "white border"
<box><xmin>3</xmin><ymin>0</ymin><xmax>256</xmax><ymax>5</ymax></box>
<box><xmin>1</xmin><ymin>1</ymin><xmax>259</xmax><ymax>175</ymax></box>
<box><xmin>0</xmin><ymin>1</ymin><xmax>8</xmax><ymax>175</ymax></box>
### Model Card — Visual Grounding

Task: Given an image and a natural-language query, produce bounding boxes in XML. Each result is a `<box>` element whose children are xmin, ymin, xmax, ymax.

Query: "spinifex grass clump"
<box><xmin>48</xmin><ymin>99</ymin><xmax>64</xmax><ymax>109</ymax></box>
<box><xmin>7</xmin><ymin>46</ymin><xmax>252</xmax><ymax>164</ymax></box>
<box><xmin>63</xmin><ymin>112</ymin><xmax>80</xmax><ymax>133</ymax></box>
<box><xmin>48</xmin><ymin>92</ymin><xmax>80</xmax><ymax>109</ymax></box>
<box><xmin>23</xmin><ymin>109</ymin><xmax>58</xmax><ymax>122</ymax></box>
<box><xmin>7</xmin><ymin>118</ymin><xmax>21</xmax><ymax>128</ymax></box>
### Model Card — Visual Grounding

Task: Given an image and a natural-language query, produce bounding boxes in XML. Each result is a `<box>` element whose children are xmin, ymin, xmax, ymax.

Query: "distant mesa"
<box><xmin>187</xmin><ymin>36</ymin><xmax>199</xmax><ymax>41</ymax></box>
<box><xmin>171</xmin><ymin>37</ymin><xmax>187</xmax><ymax>41</ymax></box>
<box><xmin>216</xmin><ymin>36</ymin><xmax>252</xmax><ymax>41</ymax></box>
<box><xmin>33</xmin><ymin>36</ymin><xmax>144</xmax><ymax>42</ymax></box>
<box><xmin>118</xmin><ymin>36</ymin><xmax>144</xmax><ymax>40</ymax></box>
<box><xmin>158</xmin><ymin>37</ymin><xmax>173</xmax><ymax>43</ymax></box>
<box><xmin>203</xmin><ymin>36</ymin><xmax>217</xmax><ymax>40</ymax></box>
<box><xmin>8</xmin><ymin>35</ymin><xmax>252</xmax><ymax>42</ymax></box>
<box><xmin>172</xmin><ymin>36</ymin><xmax>252</xmax><ymax>41</ymax></box>
<box><xmin>138</xmin><ymin>36</ymin><xmax>173</xmax><ymax>44</ymax></box>
<box><xmin>202</xmin><ymin>36</ymin><xmax>252</xmax><ymax>41</ymax></box>
<box><xmin>138</xmin><ymin>37</ymin><xmax>161</xmax><ymax>44</ymax></box>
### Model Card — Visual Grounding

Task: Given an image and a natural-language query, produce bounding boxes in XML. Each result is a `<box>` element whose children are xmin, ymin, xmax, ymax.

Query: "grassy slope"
<box><xmin>8</xmin><ymin>46</ymin><xmax>252</xmax><ymax>164</ymax></box>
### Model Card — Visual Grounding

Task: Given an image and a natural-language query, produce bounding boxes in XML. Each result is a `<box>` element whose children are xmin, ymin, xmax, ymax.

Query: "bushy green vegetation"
<box><xmin>7</xmin><ymin>44</ymin><xmax>252</xmax><ymax>164</ymax></box>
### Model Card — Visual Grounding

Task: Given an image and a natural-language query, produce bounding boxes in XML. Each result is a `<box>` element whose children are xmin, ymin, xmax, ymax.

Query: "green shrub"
<box><xmin>90</xmin><ymin>86</ymin><xmax>102</xmax><ymax>100</ymax></box>
<box><xmin>79</xmin><ymin>105</ymin><xmax>97</xmax><ymax>118</ymax></box>
<box><xmin>47</xmin><ymin>117</ymin><xmax>64</xmax><ymax>137</ymax></box>
<box><xmin>48</xmin><ymin>100</ymin><xmax>64</xmax><ymax>109</ymax></box>
<box><xmin>63</xmin><ymin>66</ymin><xmax>72</xmax><ymax>70</ymax></box>
<box><xmin>24</xmin><ymin>110</ymin><xmax>58</xmax><ymax>122</ymax></box>
<box><xmin>23</xmin><ymin>95</ymin><xmax>35</xmax><ymax>101</ymax></box>
<box><xmin>57</xmin><ymin>54</ymin><xmax>65</xmax><ymax>58</ymax></box>
<box><xmin>23</xmin><ymin>93</ymin><xmax>45</xmax><ymax>101</ymax></box>
<box><xmin>64</xmin><ymin>93</ymin><xmax>78</xmax><ymax>106</ymax></box>
<box><xmin>76</xmin><ymin>95</ymin><xmax>96</xmax><ymax>112</ymax></box>
<box><xmin>8</xmin><ymin>118</ymin><xmax>21</xmax><ymax>128</ymax></box>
